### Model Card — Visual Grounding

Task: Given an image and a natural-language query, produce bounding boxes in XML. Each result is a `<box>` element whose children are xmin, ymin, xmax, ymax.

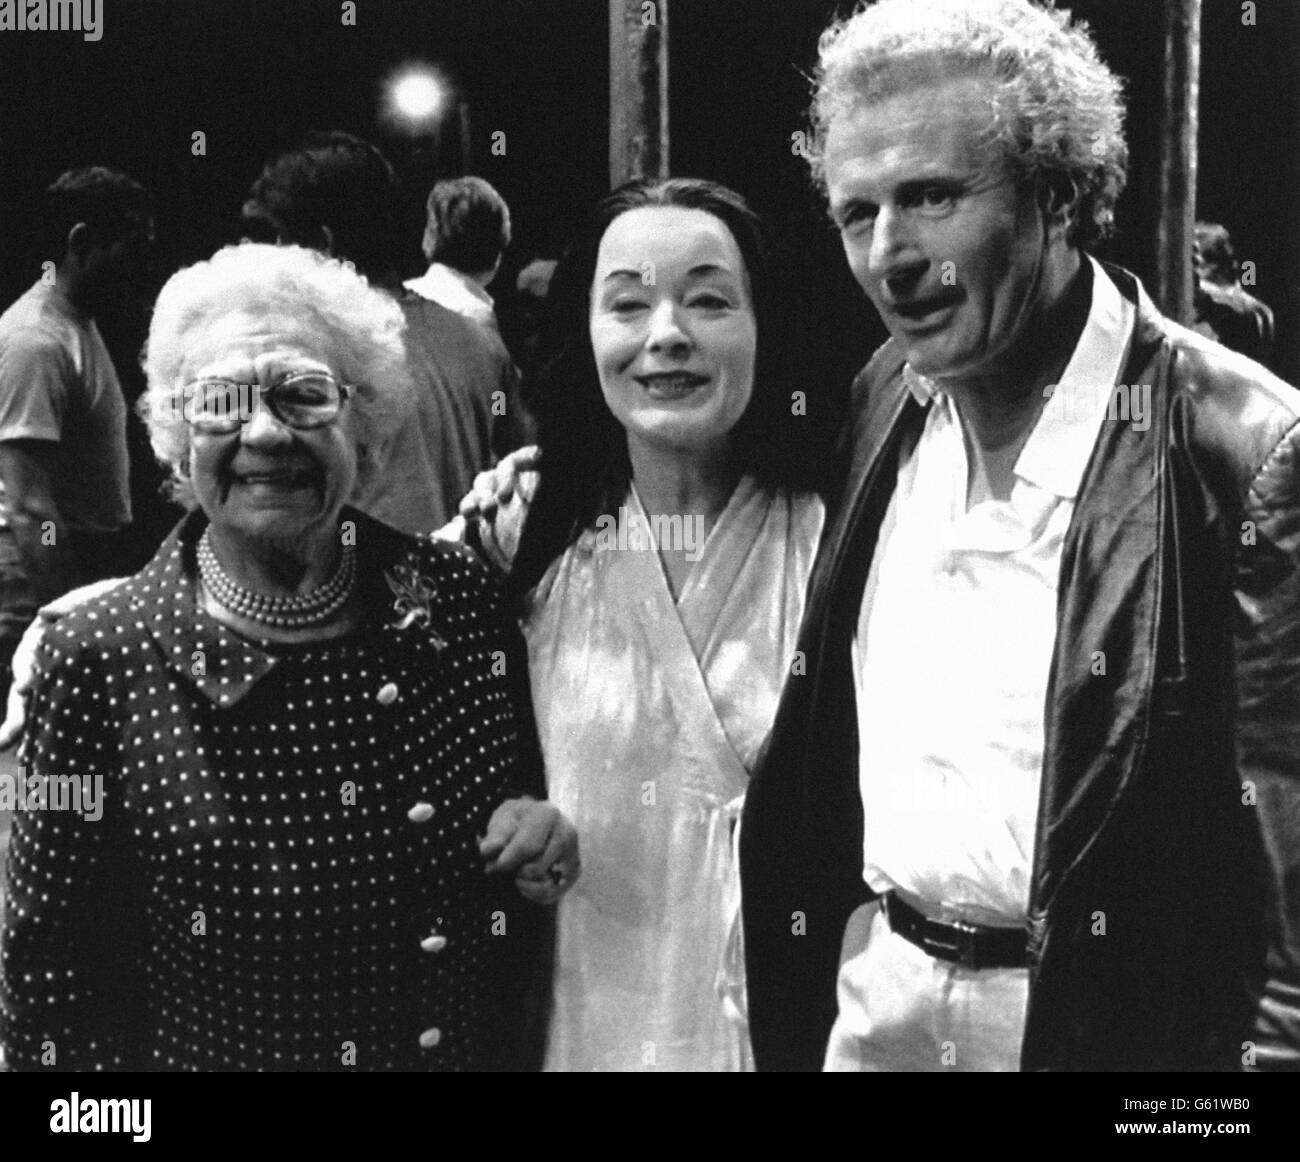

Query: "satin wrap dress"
<box><xmin>523</xmin><ymin>476</ymin><xmax>824</xmax><ymax>1071</ymax></box>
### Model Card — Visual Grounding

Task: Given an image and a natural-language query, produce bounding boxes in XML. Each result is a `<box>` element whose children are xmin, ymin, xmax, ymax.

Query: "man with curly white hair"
<box><xmin>740</xmin><ymin>0</ymin><xmax>1300</xmax><ymax>1072</ymax></box>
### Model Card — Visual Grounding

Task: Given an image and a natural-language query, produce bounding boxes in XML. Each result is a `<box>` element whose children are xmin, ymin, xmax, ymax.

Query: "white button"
<box><xmin>420</xmin><ymin>934</ymin><xmax>448</xmax><ymax>953</ymax></box>
<box><xmin>407</xmin><ymin>802</ymin><xmax>434</xmax><ymax>823</ymax></box>
<box><xmin>418</xmin><ymin>1027</ymin><xmax>442</xmax><ymax>1049</ymax></box>
<box><xmin>377</xmin><ymin>682</ymin><xmax>398</xmax><ymax>705</ymax></box>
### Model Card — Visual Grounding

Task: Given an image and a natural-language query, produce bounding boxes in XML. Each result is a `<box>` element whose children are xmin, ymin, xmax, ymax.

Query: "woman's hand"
<box><xmin>0</xmin><ymin>577</ymin><xmax>129</xmax><ymax>749</ymax></box>
<box><xmin>479</xmin><ymin>796</ymin><xmax>580</xmax><ymax>905</ymax></box>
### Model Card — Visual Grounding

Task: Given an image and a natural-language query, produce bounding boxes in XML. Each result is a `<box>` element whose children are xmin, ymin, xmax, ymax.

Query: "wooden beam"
<box><xmin>1154</xmin><ymin>0</ymin><xmax>1201</xmax><ymax>324</ymax></box>
<box><xmin>609</xmin><ymin>0</ymin><xmax>668</xmax><ymax>187</ymax></box>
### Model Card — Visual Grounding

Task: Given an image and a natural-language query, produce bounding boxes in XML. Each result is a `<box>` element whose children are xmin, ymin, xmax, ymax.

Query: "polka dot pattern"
<box><xmin>0</xmin><ymin>511</ymin><xmax>546</xmax><ymax>1072</ymax></box>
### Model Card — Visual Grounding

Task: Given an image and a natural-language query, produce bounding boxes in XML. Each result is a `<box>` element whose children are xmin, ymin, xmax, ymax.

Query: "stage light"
<box><xmin>385</xmin><ymin>66</ymin><xmax>445</xmax><ymax>128</ymax></box>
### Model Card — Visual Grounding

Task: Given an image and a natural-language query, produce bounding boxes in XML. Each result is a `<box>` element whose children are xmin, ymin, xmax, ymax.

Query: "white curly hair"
<box><xmin>140</xmin><ymin>242</ymin><xmax>411</xmax><ymax>508</ymax></box>
<box><xmin>809</xmin><ymin>0</ymin><xmax>1128</xmax><ymax>248</ymax></box>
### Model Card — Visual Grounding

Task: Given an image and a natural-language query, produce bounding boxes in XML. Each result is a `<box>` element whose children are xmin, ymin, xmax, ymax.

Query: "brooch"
<box><xmin>385</xmin><ymin>555</ymin><xmax>449</xmax><ymax>650</ymax></box>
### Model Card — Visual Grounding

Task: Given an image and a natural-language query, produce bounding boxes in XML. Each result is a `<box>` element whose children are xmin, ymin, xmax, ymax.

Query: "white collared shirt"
<box><xmin>852</xmin><ymin>258</ymin><xmax>1135</xmax><ymax>924</ymax></box>
<box><xmin>404</xmin><ymin>262</ymin><xmax>498</xmax><ymax>330</ymax></box>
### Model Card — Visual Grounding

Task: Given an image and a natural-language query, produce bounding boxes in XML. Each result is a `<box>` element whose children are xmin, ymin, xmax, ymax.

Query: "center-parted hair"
<box><xmin>141</xmin><ymin>242</ymin><xmax>411</xmax><ymax>509</ymax></box>
<box><xmin>808</xmin><ymin>0</ymin><xmax>1127</xmax><ymax>248</ymax></box>
<box><xmin>510</xmin><ymin>177</ymin><xmax>828</xmax><ymax>596</ymax></box>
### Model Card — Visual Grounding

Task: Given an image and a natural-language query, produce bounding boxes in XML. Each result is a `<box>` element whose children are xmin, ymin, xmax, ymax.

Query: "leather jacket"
<box><xmin>740</xmin><ymin>264</ymin><xmax>1300</xmax><ymax>1071</ymax></box>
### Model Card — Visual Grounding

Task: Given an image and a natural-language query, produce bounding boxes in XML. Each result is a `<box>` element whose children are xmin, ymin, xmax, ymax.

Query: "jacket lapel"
<box><xmin>813</xmin><ymin>344</ymin><xmax>923</xmax><ymax>648</ymax></box>
<box><xmin>1031</xmin><ymin>268</ymin><xmax>1169</xmax><ymax>915</ymax></box>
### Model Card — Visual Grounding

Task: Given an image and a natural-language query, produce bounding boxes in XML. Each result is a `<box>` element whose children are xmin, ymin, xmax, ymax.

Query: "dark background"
<box><xmin>0</xmin><ymin>0</ymin><xmax>1296</xmax><ymax>556</ymax></box>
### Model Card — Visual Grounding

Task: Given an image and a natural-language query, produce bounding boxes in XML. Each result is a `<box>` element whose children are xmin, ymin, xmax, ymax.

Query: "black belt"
<box><xmin>882</xmin><ymin>892</ymin><xmax>1028</xmax><ymax>970</ymax></box>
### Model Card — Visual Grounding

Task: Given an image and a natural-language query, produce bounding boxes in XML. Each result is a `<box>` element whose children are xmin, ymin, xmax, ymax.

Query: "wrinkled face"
<box><xmin>182</xmin><ymin>311</ymin><xmax>358</xmax><ymax>545</ymax></box>
<box><xmin>824</xmin><ymin>76</ymin><xmax>1050</xmax><ymax>382</ymax></box>
<box><xmin>589</xmin><ymin>206</ymin><xmax>756</xmax><ymax>460</ymax></box>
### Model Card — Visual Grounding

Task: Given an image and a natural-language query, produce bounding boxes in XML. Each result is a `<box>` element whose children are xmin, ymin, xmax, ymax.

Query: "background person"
<box><xmin>242</xmin><ymin>133</ymin><xmax>522</xmax><ymax>533</ymax></box>
<box><xmin>0</xmin><ymin>167</ymin><xmax>153</xmax><ymax>696</ymax></box>
<box><xmin>1193</xmin><ymin>220</ymin><xmax>1276</xmax><ymax>368</ymax></box>
<box><xmin>406</xmin><ymin>175</ymin><xmax>512</xmax><ymax>337</ymax></box>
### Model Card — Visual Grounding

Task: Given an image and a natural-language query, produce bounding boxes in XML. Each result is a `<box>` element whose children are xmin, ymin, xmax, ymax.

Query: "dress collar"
<box><xmin>128</xmin><ymin>509</ymin><xmax>418</xmax><ymax>708</ymax></box>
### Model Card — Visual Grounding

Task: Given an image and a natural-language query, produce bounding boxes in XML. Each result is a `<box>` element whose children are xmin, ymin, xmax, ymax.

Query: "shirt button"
<box><xmin>377</xmin><ymin>682</ymin><xmax>399</xmax><ymax>705</ymax></box>
<box><xmin>420</xmin><ymin>934</ymin><xmax>448</xmax><ymax>953</ymax></box>
<box><xmin>407</xmin><ymin>802</ymin><xmax>435</xmax><ymax>823</ymax></box>
<box><xmin>418</xmin><ymin>1027</ymin><xmax>442</xmax><ymax>1049</ymax></box>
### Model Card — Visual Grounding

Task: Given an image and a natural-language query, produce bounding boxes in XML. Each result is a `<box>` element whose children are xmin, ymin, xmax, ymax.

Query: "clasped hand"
<box><xmin>479</xmin><ymin>796</ymin><xmax>581</xmax><ymax>905</ymax></box>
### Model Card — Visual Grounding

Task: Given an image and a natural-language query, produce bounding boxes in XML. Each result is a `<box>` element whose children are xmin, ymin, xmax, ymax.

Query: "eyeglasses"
<box><xmin>182</xmin><ymin>371</ymin><xmax>353</xmax><ymax>434</ymax></box>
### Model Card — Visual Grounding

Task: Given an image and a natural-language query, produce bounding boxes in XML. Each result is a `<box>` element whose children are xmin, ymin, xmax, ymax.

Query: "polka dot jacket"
<box><xmin>0</xmin><ymin>509</ymin><xmax>551</xmax><ymax>1072</ymax></box>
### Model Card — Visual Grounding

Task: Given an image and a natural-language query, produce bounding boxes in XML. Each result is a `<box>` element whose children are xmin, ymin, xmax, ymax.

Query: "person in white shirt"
<box><xmin>405</xmin><ymin>176</ymin><xmax>511</xmax><ymax>335</ymax></box>
<box><xmin>739</xmin><ymin>0</ymin><xmax>1300</xmax><ymax>1073</ymax></box>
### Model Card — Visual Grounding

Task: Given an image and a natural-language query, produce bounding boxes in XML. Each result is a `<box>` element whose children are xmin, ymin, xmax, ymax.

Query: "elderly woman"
<box><xmin>0</xmin><ymin>242</ymin><xmax>576</xmax><ymax>1072</ymax></box>
<box><xmin>459</xmin><ymin>179</ymin><xmax>829</xmax><ymax>1070</ymax></box>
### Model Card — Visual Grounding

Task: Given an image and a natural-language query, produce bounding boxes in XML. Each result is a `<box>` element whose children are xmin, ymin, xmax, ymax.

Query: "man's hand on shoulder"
<box><xmin>452</xmin><ymin>446</ymin><xmax>541</xmax><ymax>573</ymax></box>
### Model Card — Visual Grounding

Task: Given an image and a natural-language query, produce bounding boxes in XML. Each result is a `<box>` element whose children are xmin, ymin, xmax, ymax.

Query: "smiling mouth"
<box><xmin>635</xmin><ymin>372</ymin><xmax>710</xmax><ymax>399</ymax></box>
<box><xmin>232</xmin><ymin>469</ymin><xmax>317</xmax><ymax>488</ymax></box>
<box><xmin>890</xmin><ymin>295</ymin><xmax>962</xmax><ymax>324</ymax></box>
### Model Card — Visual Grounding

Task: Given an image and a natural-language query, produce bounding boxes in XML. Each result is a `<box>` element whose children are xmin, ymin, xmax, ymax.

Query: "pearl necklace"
<box><xmin>198</xmin><ymin>527</ymin><xmax>356</xmax><ymax>629</ymax></box>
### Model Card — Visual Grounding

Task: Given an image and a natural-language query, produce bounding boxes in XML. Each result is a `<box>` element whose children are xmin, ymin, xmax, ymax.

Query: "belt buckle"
<box><xmin>928</xmin><ymin>916</ymin><xmax>982</xmax><ymax>970</ymax></box>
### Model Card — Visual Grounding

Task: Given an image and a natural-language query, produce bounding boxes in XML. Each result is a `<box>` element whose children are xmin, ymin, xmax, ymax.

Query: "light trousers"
<box><xmin>824</xmin><ymin>901</ymin><xmax>1030</xmax><ymax>1072</ymax></box>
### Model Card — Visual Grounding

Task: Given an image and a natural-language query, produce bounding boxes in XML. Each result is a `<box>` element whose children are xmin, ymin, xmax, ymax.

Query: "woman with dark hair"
<box><xmin>4</xmin><ymin>180</ymin><xmax>828</xmax><ymax>1071</ymax></box>
<box><xmin>462</xmin><ymin>178</ymin><xmax>829</xmax><ymax>1070</ymax></box>
<box><xmin>506</xmin><ymin>178</ymin><xmax>825</xmax><ymax>593</ymax></box>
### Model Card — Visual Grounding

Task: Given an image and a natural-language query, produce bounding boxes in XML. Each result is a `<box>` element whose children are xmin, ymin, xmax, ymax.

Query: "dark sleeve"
<box><xmin>0</xmin><ymin>633</ymin><xmax>143</xmax><ymax>1071</ymax></box>
<box><xmin>495</xmin><ymin>611</ymin><xmax>546</xmax><ymax>803</ymax></box>
<box><xmin>1237</xmin><ymin>419</ymin><xmax>1300</xmax><ymax>1069</ymax></box>
<box><xmin>490</xmin><ymin>355</ymin><xmax>534</xmax><ymax>460</ymax></box>
<box><xmin>477</xmin><ymin>551</ymin><xmax>554</xmax><ymax>1071</ymax></box>
<box><xmin>428</xmin><ymin>542</ymin><xmax>552</xmax><ymax>1069</ymax></box>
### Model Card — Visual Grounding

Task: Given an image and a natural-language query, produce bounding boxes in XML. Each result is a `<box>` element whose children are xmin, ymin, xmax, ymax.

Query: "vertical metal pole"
<box><xmin>609</xmin><ymin>0</ymin><xmax>669</xmax><ymax>187</ymax></box>
<box><xmin>1154</xmin><ymin>0</ymin><xmax>1201</xmax><ymax>324</ymax></box>
<box><xmin>458</xmin><ymin>101</ymin><xmax>473</xmax><ymax>174</ymax></box>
